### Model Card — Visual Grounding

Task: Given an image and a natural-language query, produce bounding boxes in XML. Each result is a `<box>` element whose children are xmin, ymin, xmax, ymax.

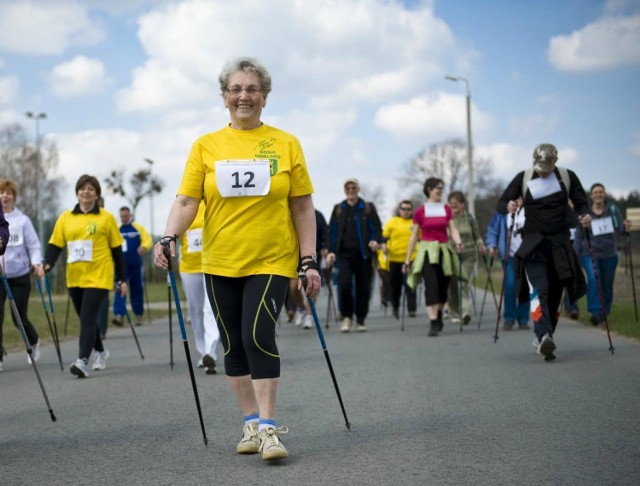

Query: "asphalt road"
<box><xmin>1</xmin><ymin>287</ymin><xmax>639</xmax><ymax>486</ymax></box>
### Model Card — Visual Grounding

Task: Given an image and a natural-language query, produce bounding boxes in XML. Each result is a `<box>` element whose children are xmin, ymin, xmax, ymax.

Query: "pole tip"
<box><xmin>49</xmin><ymin>411</ymin><xmax>57</xmax><ymax>422</ymax></box>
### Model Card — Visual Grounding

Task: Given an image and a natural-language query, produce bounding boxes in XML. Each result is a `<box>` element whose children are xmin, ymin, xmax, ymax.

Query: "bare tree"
<box><xmin>104</xmin><ymin>167</ymin><xmax>164</xmax><ymax>215</ymax></box>
<box><xmin>399</xmin><ymin>139</ymin><xmax>501</xmax><ymax>203</ymax></box>
<box><xmin>0</xmin><ymin>123</ymin><xmax>64</xmax><ymax>229</ymax></box>
<box><xmin>359</xmin><ymin>183</ymin><xmax>386</xmax><ymax>211</ymax></box>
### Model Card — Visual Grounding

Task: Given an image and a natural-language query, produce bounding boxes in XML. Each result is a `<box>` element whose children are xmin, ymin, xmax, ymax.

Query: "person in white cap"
<box><xmin>496</xmin><ymin>143</ymin><xmax>591</xmax><ymax>361</ymax></box>
<box><xmin>327</xmin><ymin>178</ymin><xmax>383</xmax><ymax>332</ymax></box>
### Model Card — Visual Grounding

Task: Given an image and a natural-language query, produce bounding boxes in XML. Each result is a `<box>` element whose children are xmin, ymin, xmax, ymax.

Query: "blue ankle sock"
<box><xmin>258</xmin><ymin>418</ymin><xmax>276</xmax><ymax>431</ymax></box>
<box><xmin>243</xmin><ymin>413</ymin><xmax>259</xmax><ymax>425</ymax></box>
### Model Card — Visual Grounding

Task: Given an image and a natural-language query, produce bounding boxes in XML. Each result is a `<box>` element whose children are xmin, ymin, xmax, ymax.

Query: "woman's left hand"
<box><xmin>298</xmin><ymin>269</ymin><xmax>321</xmax><ymax>298</ymax></box>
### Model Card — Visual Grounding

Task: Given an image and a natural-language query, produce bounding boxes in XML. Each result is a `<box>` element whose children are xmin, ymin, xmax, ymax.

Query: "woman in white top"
<box><xmin>0</xmin><ymin>179</ymin><xmax>44</xmax><ymax>370</ymax></box>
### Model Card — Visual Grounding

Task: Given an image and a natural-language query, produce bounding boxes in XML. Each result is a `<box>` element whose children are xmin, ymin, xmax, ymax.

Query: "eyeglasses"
<box><xmin>399</xmin><ymin>207</ymin><xmax>412</xmax><ymax>211</ymax></box>
<box><xmin>433</xmin><ymin>185</ymin><xmax>444</xmax><ymax>190</ymax></box>
<box><xmin>226</xmin><ymin>85</ymin><xmax>262</xmax><ymax>95</ymax></box>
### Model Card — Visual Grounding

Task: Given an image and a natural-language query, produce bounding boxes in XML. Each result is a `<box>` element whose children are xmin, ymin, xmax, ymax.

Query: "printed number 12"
<box><xmin>231</xmin><ymin>171</ymin><xmax>255</xmax><ymax>188</ymax></box>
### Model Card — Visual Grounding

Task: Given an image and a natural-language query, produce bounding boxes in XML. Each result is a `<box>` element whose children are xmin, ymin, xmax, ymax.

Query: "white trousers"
<box><xmin>180</xmin><ymin>272</ymin><xmax>220</xmax><ymax>360</ymax></box>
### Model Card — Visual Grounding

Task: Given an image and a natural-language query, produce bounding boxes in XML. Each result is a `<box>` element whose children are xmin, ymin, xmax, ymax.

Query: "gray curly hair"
<box><xmin>218</xmin><ymin>57</ymin><xmax>272</xmax><ymax>97</ymax></box>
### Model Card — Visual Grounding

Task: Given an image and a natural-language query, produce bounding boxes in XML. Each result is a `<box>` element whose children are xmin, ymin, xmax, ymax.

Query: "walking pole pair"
<box><xmin>302</xmin><ymin>280</ymin><xmax>351</xmax><ymax>430</ymax></box>
<box><xmin>323</xmin><ymin>266</ymin><xmax>339</xmax><ymax>329</ymax></box>
<box><xmin>0</xmin><ymin>265</ymin><xmax>57</xmax><ymax>422</ymax></box>
<box><xmin>626</xmin><ymin>232</ymin><xmax>638</xmax><ymax>322</ymax></box>
<box><xmin>64</xmin><ymin>293</ymin><xmax>71</xmax><ymax>336</ymax></box>
<box><xmin>35</xmin><ymin>276</ymin><xmax>63</xmax><ymax>371</ymax></box>
<box><xmin>584</xmin><ymin>229</ymin><xmax>615</xmax><ymax>355</ymax></box>
<box><xmin>477</xmin><ymin>255</ymin><xmax>498</xmax><ymax>328</ymax></box>
<box><xmin>162</xmin><ymin>243</ymin><xmax>208</xmax><ymax>446</ymax></box>
<box><xmin>494</xmin><ymin>213</ymin><xmax>516</xmax><ymax>343</ymax></box>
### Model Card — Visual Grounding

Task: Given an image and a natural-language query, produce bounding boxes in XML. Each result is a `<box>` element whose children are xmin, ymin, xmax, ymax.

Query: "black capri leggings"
<box><xmin>204</xmin><ymin>274</ymin><xmax>288</xmax><ymax>379</ymax></box>
<box><xmin>69</xmin><ymin>287</ymin><xmax>107</xmax><ymax>360</ymax></box>
<box><xmin>0</xmin><ymin>273</ymin><xmax>39</xmax><ymax>353</ymax></box>
<box><xmin>421</xmin><ymin>250</ymin><xmax>450</xmax><ymax>306</ymax></box>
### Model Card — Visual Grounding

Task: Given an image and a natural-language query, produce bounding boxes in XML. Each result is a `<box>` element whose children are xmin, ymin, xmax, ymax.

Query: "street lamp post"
<box><xmin>444</xmin><ymin>75</ymin><xmax>475</xmax><ymax>216</ymax></box>
<box><xmin>144</xmin><ymin>158</ymin><xmax>155</xmax><ymax>238</ymax></box>
<box><xmin>25</xmin><ymin>111</ymin><xmax>47</xmax><ymax>245</ymax></box>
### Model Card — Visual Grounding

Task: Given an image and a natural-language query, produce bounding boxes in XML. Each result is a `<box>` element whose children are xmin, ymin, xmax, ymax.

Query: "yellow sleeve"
<box><xmin>177</xmin><ymin>139</ymin><xmax>206</xmax><ymax>200</ymax></box>
<box><xmin>288</xmin><ymin>137</ymin><xmax>314</xmax><ymax>197</ymax></box>
<box><xmin>48</xmin><ymin>211</ymin><xmax>69</xmax><ymax>248</ymax></box>
<box><xmin>133</xmin><ymin>222</ymin><xmax>153</xmax><ymax>250</ymax></box>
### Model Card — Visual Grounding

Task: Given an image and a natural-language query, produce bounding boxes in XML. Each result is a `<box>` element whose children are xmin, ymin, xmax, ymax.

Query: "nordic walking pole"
<box><xmin>626</xmin><ymin>232</ymin><xmax>638</xmax><ymax>322</ymax></box>
<box><xmin>304</xmin><ymin>285</ymin><xmax>351</xmax><ymax>430</ymax></box>
<box><xmin>35</xmin><ymin>277</ymin><xmax>63</xmax><ymax>371</ymax></box>
<box><xmin>585</xmin><ymin>229</ymin><xmax>615</xmax><ymax>354</ymax></box>
<box><xmin>167</xmin><ymin>274</ymin><xmax>174</xmax><ymax>369</ymax></box>
<box><xmin>400</xmin><ymin>283</ymin><xmax>406</xmax><ymax>332</ymax></box>
<box><xmin>44</xmin><ymin>275</ymin><xmax>63</xmax><ymax>356</ymax></box>
<box><xmin>323</xmin><ymin>266</ymin><xmax>339</xmax><ymax>329</ymax></box>
<box><xmin>1</xmin><ymin>266</ymin><xmax>56</xmax><ymax>422</ymax></box>
<box><xmin>494</xmin><ymin>213</ymin><xmax>515</xmax><ymax>343</ymax></box>
<box><xmin>162</xmin><ymin>243</ymin><xmax>208</xmax><ymax>446</ymax></box>
<box><xmin>123</xmin><ymin>309</ymin><xmax>145</xmax><ymax>360</ymax></box>
<box><xmin>144</xmin><ymin>274</ymin><xmax>152</xmax><ymax>326</ymax></box>
<box><xmin>458</xmin><ymin>253</ymin><xmax>464</xmax><ymax>332</ymax></box>
<box><xmin>477</xmin><ymin>255</ymin><xmax>496</xmax><ymax>328</ymax></box>
<box><xmin>64</xmin><ymin>293</ymin><xmax>71</xmax><ymax>336</ymax></box>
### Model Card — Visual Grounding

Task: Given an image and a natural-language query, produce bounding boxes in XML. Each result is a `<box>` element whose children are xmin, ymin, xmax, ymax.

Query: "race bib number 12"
<box><xmin>215</xmin><ymin>160</ymin><xmax>271</xmax><ymax>198</ymax></box>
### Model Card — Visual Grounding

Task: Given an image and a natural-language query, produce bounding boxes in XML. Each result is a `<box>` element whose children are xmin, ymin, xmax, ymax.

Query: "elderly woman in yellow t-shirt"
<box><xmin>179</xmin><ymin>200</ymin><xmax>220</xmax><ymax>375</ymax></box>
<box><xmin>44</xmin><ymin>174</ymin><xmax>128</xmax><ymax>378</ymax></box>
<box><xmin>153</xmin><ymin>57</ymin><xmax>320</xmax><ymax>461</ymax></box>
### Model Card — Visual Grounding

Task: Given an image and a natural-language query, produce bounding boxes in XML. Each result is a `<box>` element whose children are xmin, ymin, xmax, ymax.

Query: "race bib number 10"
<box><xmin>215</xmin><ymin>160</ymin><xmax>271</xmax><ymax>198</ymax></box>
<box><xmin>68</xmin><ymin>240</ymin><xmax>93</xmax><ymax>263</ymax></box>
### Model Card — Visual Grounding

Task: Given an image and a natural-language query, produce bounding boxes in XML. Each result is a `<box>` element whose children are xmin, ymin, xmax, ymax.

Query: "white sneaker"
<box><xmin>532</xmin><ymin>336</ymin><xmax>540</xmax><ymax>349</ymax></box>
<box><xmin>70</xmin><ymin>358</ymin><xmax>90</xmax><ymax>378</ymax></box>
<box><xmin>340</xmin><ymin>317</ymin><xmax>352</xmax><ymax>332</ymax></box>
<box><xmin>236</xmin><ymin>422</ymin><xmax>260</xmax><ymax>454</ymax></box>
<box><xmin>294</xmin><ymin>309</ymin><xmax>305</xmax><ymax>327</ymax></box>
<box><xmin>0</xmin><ymin>361</ymin><xmax>3</xmax><ymax>372</ymax></box>
<box><xmin>302</xmin><ymin>314</ymin><xmax>314</xmax><ymax>329</ymax></box>
<box><xmin>27</xmin><ymin>340</ymin><xmax>41</xmax><ymax>364</ymax></box>
<box><xmin>258</xmin><ymin>426</ymin><xmax>289</xmax><ymax>461</ymax></box>
<box><xmin>92</xmin><ymin>349</ymin><xmax>110</xmax><ymax>371</ymax></box>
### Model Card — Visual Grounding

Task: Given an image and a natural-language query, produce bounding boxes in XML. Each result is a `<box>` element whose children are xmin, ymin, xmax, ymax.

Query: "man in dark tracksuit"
<box><xmin>497</xmin><ymin>144</ymin><xmax>591</xmax><ymax>361</ymax></box>
<box><xmin>113</xmin><ymin>207</ymin><xmax>152</xmax><ymax>326</ymax></box>
<box><xmin>327</xmin><ymin>178</ymin><xmax>383</xmax><ymax>333</ymax></box>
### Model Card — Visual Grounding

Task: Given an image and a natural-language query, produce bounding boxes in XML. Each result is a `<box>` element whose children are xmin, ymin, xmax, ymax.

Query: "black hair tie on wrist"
<box><xmin>159</xmin><ymin>234</ymin><xmax>178</xmax><ymax>246</ymax></box>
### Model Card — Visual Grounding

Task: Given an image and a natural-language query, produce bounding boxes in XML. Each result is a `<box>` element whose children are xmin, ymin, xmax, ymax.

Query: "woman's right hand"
<box><xmin>153</xmin><ymin>240</ymin><xmax>175</xmax><ymax>269</ymax></box>
<box><xmin>402</xmin><ymin>262</ymin><xmax>410</xmax><ymax>274</ymax></box>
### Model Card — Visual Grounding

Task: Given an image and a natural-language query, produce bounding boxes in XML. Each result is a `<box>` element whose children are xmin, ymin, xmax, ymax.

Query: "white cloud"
<box><xmin>49</xmin><ymin>56</ymin><xmax>109</xmax><ymax>97</ymax></box>
<box><xmin>0</xmin><ymin>74</ymin><xmax>19</xmax><ymax>105</ymax></box>
<box><xmin>0</xmin><ymin>1</ymin><xmax>104</xmax><ymax>55</ymax></box>
<box><xmin>373</xmin><ymin>92</ymin><xmax>493</xmax><ymax>143</ymax></box>
<box><xmin>548</xmin><ymin>13</ymin><xmax>640</xmax><ymax>72</ymax></box>
<box><xmin>116</xmin><ymin>0</ymin><xmax>470</xmax><ymax>113</ymax></box>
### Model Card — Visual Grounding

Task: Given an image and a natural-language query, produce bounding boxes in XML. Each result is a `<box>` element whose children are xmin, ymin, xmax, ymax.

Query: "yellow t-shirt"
<box><xmin>383</xmin><ymin>216</ymin><xmax>418</xmax><ymax>263</ymax></box>
<box><xmin>377</xmin><ymin>248</ymin><xmax>390</xmax><ymax>271</ymax></box>
<box><xmin>49</xmin><ymin>207</ymin><xmax>124</xmax><ymax>289</ymax></box>
<box><xmin>179</xmin><ymin>201</ymin><xmax>205</xmax><ymax>274</ymax></box>
<box><xmin>177</xmin><ymin>124</ymin><xmax>313</xmax><ymax>278</ymax></box>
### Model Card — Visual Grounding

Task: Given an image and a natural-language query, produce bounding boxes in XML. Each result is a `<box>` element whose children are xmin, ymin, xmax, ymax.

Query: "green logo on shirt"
<box><xmin>269</xmin><ymin>159</ymin><xmax>278</xmax><ymax>175</ymax></box>
<box><xmin>86</xmin><ymin>222</ymin><xmax>97</xmax><ymax>236</ymax></box>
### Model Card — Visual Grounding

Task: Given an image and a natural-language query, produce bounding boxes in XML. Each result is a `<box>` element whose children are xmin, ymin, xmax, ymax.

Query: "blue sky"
<box><xmin>1</xmin><ymin>0</ymin><xmax>638</xmax><ymax>232</ymax></box>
